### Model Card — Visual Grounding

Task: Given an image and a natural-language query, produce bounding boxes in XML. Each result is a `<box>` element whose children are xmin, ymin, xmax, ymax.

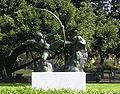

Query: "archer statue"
<box><xmin>26</xmin><ymin>8</ymin><xmax>88</xmax><ymax>72</ymax></box>
<box><xmin>26</xmin><ymin>33</ymin><xmax>88</xmax><ymax>72</ymax></box>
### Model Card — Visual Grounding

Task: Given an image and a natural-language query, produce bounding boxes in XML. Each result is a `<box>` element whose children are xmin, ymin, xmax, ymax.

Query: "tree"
<box><xmin>91</xmin><ymin>0</ymin><xmax>120</xmax><ymax>19</ymax></box>
<box><xmin>0</xmin><ymin>0</ymin><xmax>118</xmax><ymax>77</ymax></box>
<box><xmin>115</xmin><ymin>20</ymin><xmax>120</xmax><ymax>58</ymax></box>
<box><xmin>108</xmin><ymin>0</ymin><xmax>120</xmax><ymax>20</ymax></box>
<box><xmin>0</xmin><ymin>0</ymin><xmax>41</xmax><ymax>76</ymax></box>
<box><xmin>0</xmin><ymin>0</ymin><xmax>96</xmax><ymax>76</ymax></box>
<box><xmin>91</xmin><ymin>14</ymin><xmax>119</xmax><ymax>65</ymax></box>
<box><xmin>73</xmin><ymin>0</ymin><xmax>96</xmax><ymax>49</ymax></box>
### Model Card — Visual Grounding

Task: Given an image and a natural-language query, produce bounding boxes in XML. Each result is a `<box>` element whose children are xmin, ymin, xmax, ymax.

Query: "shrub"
<box><xmin>103</xmin><ymin>59</ymin><xmax>115</xmax><ymax>70</ymax></box>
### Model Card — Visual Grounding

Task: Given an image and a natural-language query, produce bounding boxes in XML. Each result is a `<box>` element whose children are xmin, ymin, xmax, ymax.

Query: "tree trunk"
<box><xmin>3</xmin><ymin>43</ymin><xmax>62</xmax><ymax>76</ymax></box>
<box><xmin>99</xmin><ymin>52</ymin><xmax>105</xmax><ymax>78</ymax></box>
<box><xmin>0</xmin><ymin>54</ymin><xmax>7</xmax><ymax>78</ymax></box>
<box><xmin>100</xmin><ymin>52</ymin><xmax>105</xmax><ymax>65</ymax></box>
<box><xmin>11</xmin><ymin>56</ymin><xmax>41</xmax><ymax>73</ymax></box>
<box><xmin>5</xmin><ymin>44</ymin><xmax>27</xmax><ymax>76</ymax></box>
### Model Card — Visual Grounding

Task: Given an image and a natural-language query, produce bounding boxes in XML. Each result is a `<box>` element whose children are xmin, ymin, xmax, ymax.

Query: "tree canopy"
<box><xmin>0</xmin><ymin>0</ymin><xmax>119</xmax><ymax>76</ymax></box>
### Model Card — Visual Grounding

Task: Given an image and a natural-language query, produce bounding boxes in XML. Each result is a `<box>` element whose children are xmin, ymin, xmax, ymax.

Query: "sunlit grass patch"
<box><xmin>0</xmin><ymin>83</ymin><xmax>120</xmax><ymax>94</ymax></box>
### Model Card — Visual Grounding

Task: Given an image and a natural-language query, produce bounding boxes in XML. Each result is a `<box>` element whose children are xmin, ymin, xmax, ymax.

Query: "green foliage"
<box><xmin>1</xmin><ymin>0</ymin><xmax>118</xmax><ymax>55</ymax></box>
<box><xmin>90</xmin><ymin>0</ymin><xmax>120</xmax><ymax>58</ymax></box>
<box><xmin>91</xmin><ymin>15</ymin><xmax>119</xmax><ymax>55</ymax></box>
<box><xmin>109</xmin><ymin>0</ymin><xmax>120</xmax><ymax>20</ymax></box>
<box><xmin>85</xmin><ymin>62</ymin><xmax>97</xmax><ymax>68</ymax></box>
<box><xmin>0</xmin><ymin>0</ymin><xmax>120</xmax><ymax>74</ymax></box>
<box><xmin>103</xmin><ymin>59</ymin><xmax>115</xmax><ymax>69</ymax></box>
<box><xmin>0</xmin><ymin>83</ymin><xmax>120</xmax><ymax>94</ymax></box>
<box><xmin>74</xmin><ymin>1</ymin><xmax>96</xmax><ymax>49</ymax></box>
<box><xmin>0</xmin><ymin>0</ymin><xmax>40</xmax><ymax>54</ymax></box>
<box><xmin>0</xmin><ymin>0</ymin><xmax>96</xmax><ymax>56</ymax></box>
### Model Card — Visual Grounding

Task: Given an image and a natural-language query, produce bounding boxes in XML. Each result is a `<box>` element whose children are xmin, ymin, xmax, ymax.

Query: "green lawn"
<box><xmin>87</xmin><ymin>83</ymin><xmax>120</xmax><ymax>91</ymax></box>
<box><xmin>0</xmin><ymin>83</ymin><xmax>120</xmax><ymax>94</ymax></box>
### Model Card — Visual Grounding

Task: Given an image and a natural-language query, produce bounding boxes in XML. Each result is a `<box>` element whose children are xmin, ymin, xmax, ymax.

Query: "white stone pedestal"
<box><xmin>32</xmin><ymin>72</ymin><xmax>86</xmax><ymax>91</ymax></box>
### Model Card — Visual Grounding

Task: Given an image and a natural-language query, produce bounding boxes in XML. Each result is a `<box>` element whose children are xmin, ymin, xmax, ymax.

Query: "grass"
<box><xmin>87</xmin><ymin>83</ymin><xmax>120</xmax><ymax>90</ymax></box>
<box><xmin>0</xmin><ymin>83</ymin><xmax>120</xmax><ymax>94</ymax></box>
<box><xmin>13</xmin><ymin>69</ymin><xmax>32</xmax><ymax>76</ymax></box>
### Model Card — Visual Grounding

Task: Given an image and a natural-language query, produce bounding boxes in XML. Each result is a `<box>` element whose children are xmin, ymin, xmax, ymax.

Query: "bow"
<box><xmin>35</xmin><ymin>8</ymin><xmax>66</xmax><ymax>63</ymax></box>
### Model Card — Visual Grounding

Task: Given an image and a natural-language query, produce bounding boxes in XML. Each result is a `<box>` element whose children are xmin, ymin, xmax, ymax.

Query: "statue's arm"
<box><xmin>50</xmin><ymin>40</ymin><xmax>72</xmax><ymax>51</ymax></box>
<box><xmin>51</xmin><ymin>40</ymin><xmax>72</xmax><ymax>45</ymax></box>
<box><xmin>45</xmin><ymin>30</ymin><xmax>58</xmax><ymax>38</ymax></box>
<box><xmin>25</xmin><ymin>39</ymin><xmax>37</xmax><ymax>45</ymax></box>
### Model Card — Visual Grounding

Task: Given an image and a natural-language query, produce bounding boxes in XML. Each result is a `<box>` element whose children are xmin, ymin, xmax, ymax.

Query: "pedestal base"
<box><xmin>32</xmin><ymin>72</ymin><xmax>86</xmax><ymax>91</ymax></box>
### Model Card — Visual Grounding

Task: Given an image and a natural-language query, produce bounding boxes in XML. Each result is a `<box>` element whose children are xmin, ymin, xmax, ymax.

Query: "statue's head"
<box><xmin>73</xmin><ymin>36</ymin><xmax>86</xmax><ymax>45</ymax></box>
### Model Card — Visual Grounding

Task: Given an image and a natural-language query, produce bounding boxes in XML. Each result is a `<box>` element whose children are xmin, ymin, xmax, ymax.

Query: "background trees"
<box><xmin>0</xmin><ymin>0</ymin><xmax>119</xmax><ymax>77</ymax></box>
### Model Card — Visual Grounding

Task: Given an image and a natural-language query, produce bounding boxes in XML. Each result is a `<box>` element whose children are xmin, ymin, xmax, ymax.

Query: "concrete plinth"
<box><xmin>32</xmin><ymin>72</ymin><xmax>86</xmax><ymax>91</ymax></box>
